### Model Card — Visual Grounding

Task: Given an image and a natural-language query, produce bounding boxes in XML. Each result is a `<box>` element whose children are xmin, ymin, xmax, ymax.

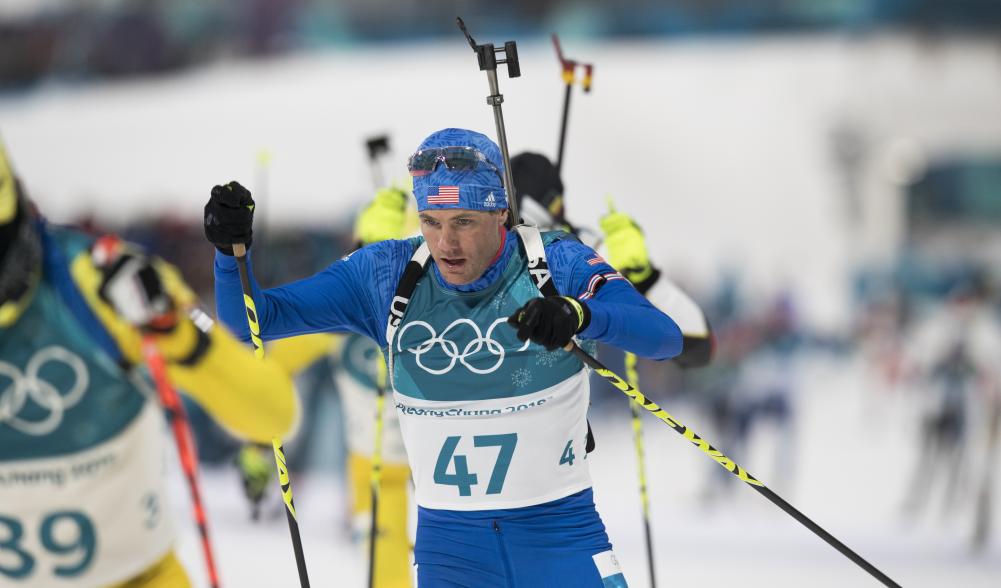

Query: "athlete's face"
<box><xmin>420</xmin><ymin>208</ymin><xmax>508</xmax><ymax>285</ymax></box>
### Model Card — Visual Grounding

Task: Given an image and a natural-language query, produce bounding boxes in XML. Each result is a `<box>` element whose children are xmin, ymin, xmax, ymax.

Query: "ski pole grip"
<box><xmin>366</xmin><ymin>136</ymin><xmax>389</xmax><ymax>161</ymax></box>
<box><xmin>232</xmin><ymin>243</ymin><xmax>247</xmax><ymax>258</ymax></box>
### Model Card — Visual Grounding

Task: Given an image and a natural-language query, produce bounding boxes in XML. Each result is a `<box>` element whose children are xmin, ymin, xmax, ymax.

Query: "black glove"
<box><xmin>507</xmin><ymin>296</ymin><xmax>590</xmax><ymax>351</ymax></box>
<box><xmin>92</xmin><ymin>235</ymin><xmax>176</xmax><ymax>332</ymax></box>
<box><xmin>204</xmin><ymin>181</ymin><xmax>255</xmax><ymax>255</ymax></box>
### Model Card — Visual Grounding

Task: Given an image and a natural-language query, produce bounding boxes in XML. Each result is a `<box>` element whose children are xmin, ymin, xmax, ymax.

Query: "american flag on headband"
<box><xmin>427</xmin><ymin>185</ymin><xmax>460</xmax><ymax>204</ymax></box>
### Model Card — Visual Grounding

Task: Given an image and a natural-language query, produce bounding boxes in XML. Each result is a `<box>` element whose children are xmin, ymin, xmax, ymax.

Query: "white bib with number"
<box><xmin>395</xmin><ymin>369</ymin><xmax>592</xmax><ymax>511</ymax></box>
<box><xmin>0</xmin><ymin>402</ymin><xmax>174</xmax><ymax>587</ymax></box>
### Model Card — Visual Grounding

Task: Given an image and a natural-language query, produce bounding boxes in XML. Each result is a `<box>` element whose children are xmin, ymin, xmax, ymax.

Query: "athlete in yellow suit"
<box><xmin>0</xmin><ymin>140</ymin><xmax>297</xmax><ymax>587</ymax></box>
<box><xmin>267</xmin><ymin>187</ymin><xmax>414</xmax><ymax>588</ymax></box>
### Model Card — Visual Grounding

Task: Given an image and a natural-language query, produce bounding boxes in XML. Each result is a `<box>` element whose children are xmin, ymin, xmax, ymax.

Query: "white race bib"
<box><xmin>395</xmin><ymin>369</ymin><xmax>592</xmax><ymax>510</ymax></box>
<box><xmin>0</xmin><ymin>403</ymin><xmax>173</xmax><ymax>587</ymax></box>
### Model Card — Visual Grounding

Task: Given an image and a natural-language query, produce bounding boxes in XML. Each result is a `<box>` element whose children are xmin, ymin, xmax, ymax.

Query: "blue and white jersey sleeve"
<box><xmin>213</xmin><ymin>239</ymin><xmax>416</xmax><ymax>347</ymax></box>
<box><xmin>546</xmin><ymin>237</ymin><xmax>682</xmax><ymax>361</ymax></box>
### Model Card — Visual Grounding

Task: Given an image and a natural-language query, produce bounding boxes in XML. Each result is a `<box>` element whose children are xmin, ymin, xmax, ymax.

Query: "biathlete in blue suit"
<box><xmin>204</xmin><ymin>128</ymin><xmax>683</xmax><ymax>587</ymax></box>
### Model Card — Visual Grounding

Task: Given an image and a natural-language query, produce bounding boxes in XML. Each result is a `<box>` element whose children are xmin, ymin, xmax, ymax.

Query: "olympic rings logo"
<box><xmin>396</xmin><ymin>318</ymin><xmax>529</xmax><ymax>375</ymax></box>
<box><xmin>0</xmin><ymin>346</ymin><xmax>89</xmax><ymax>436</ymax></box>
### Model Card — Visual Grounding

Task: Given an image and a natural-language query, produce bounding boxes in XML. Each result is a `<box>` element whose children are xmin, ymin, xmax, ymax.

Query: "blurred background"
<box><xmin>3</xmin><ymin>1</ymin><xmax>1001</xmax><ymax>586</ymax></box>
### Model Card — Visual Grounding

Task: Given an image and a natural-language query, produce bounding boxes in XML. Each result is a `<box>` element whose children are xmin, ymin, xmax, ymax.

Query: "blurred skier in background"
<box><xmin>900</xmin><ymin>276</ymin><xmax>1001</xmax><ymax>550</ymax></box>
<box><xmin>0</xmin><ymin>140</ymin><xmax>297</xmax><ymax>587</ymax></box>
<box><xmin>718</xmin><ymin>293</ymin><xmax>801</xmax><ymax>497</ymax></box>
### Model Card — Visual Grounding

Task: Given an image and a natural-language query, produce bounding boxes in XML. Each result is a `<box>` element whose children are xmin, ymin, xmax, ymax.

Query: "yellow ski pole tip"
<box><xmin>256</xmin><ymin>150</ymin><xmax>272</xmax><ymax>167</ymax></box>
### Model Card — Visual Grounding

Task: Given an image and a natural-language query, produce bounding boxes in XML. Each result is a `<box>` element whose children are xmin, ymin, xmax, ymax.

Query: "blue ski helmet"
<box><xmin>410</xmin><ymin>128</ymin><xmax>508</xmax><ymax>212</ymax></box>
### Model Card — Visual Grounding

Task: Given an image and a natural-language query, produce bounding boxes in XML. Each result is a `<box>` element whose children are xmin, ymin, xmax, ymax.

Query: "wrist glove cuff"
<box><xmin>562</xmin><ymin>296</ymin><xmax>591</xmax><ymax>333</ymax></box>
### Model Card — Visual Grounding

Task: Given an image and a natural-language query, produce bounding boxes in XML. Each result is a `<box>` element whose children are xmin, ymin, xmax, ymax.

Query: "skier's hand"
<box><xmin>508</xmin><ymin>296</ymin><xmax>590</xmax><ymax>351</ymax></box>
<box><xmin>354</xmin><ymin>187</ymin><xmax>409</xmax><ymax>246</ymax></box>
<box><xmin>92</xmin><ymin>235</ymin><xmax>177</xmax><ymax>332</ymax></box>
<box><xmin>204</xmin><ymin>181</ymin><xmax>255</xmax><ymax>256</ymax></box>
<box><xmin>599</xmin><ymin>199</ymin><xmax>655</xmax><ymax>288</ymax></box>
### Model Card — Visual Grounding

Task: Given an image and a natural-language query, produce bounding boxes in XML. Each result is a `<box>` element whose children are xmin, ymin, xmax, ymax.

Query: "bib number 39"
<box><xmin>0</xmin><ymin>511</ymin><xmax>97</xmax><ymax>580</ymax></box>
<box><xmin>434</xmin><ymin>434</ymin><xmax>518</xmax><ymax>497</ymax></box>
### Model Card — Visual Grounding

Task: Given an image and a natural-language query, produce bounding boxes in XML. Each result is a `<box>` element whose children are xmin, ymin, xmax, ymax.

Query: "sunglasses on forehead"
<box><xmin>407</xmin><ymin>146</ymin><xmax>503</xmax><ymax>183</ymax></box>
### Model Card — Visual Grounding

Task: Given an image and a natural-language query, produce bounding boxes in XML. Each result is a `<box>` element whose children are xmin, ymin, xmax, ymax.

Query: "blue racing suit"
<box><xmin>214</xmin><ymin>228</ymin><xmax>681</xmax><ymax>587</ymax></box>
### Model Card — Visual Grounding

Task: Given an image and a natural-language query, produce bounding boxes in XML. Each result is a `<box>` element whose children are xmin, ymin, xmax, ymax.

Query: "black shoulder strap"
<box><xmin>385</xmin><ymin>241</ymin><xmax>432</xmax><ymax>348</ymax></box>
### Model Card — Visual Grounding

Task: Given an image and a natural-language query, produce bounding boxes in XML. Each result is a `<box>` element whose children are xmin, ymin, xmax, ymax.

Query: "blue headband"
<box><xmin>411</xmin><ymin>128</ymin><xmax>508</xmax><ymax>212</ymax></box>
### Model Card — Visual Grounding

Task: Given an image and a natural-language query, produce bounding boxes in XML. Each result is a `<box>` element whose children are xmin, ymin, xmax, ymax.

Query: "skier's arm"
<box><xmin>213</xmin><ymin>239</ymin><xmax>412</xmax><ymax>347</ymax></box>
<box><xmin>547</xmin><ymin>237</ymin><xmax>683</xmax><ymax>360</ymax></box>
<box><xmin>599</xmin><ymin>203</ymin><xmax>713</xmax><ymax>367</ymax></box>
<box><xmin>77</xmin><ymin>243</ymin><xmax>297</xmax><ymax>443</ymax></box>
<box><xmin>206</xmin><ymin>180</ymin><xmax>411</xmax><ymax>346</ymax></box>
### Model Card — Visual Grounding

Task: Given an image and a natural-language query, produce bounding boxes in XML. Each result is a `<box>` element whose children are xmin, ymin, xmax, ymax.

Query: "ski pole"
<box><xmin>365</xmin><ymin>135</ymin><xmax>390</xmax><ymax>190</ymax></box>
<box><xmin>363</xmin><ymin>135</ymin><xmax>392</xmax><ymax>588</ymax></box>
<box><xmin>367</xmin><ymin>352</ymin><xmax>388</xmax><ymax>588</ymax></box>
<box><xmin>548</xmin><ymin>52</ymin><xmax>653</xmax><ymax>579</ymax></box>
<box><xmin>551</xmin><ymin>34</ymin><xmax>593</xmax><ymax>175</ymax></box>
<box><xmin>231</xmin><ymin>242</ymin><xmax>311</xmax><ymax>588</ymax></box>
<box><xmin>624</xmin><ymin>352</ymin><xmax>657</xmax><ymax>588</ymax></box>
<box><xmin>272</xmin><ymin>438</ymin><xmax>310</xmax><ymax>587</ymax></box>
<box><xmin>568</xmin><ymin>343</ymin><xmax>901</xmax><ymax>588</ymax></box>
<box><xmin>142</xmin><ymin>337</ymin><xmax>221</xmax><ymax>588</ymax></box>
<box><xmin>455</xmin><ymin>16</ymin><xmax>521</xmax><ymax>223</ymax></box>
<box><xmin>234</xmin><ymin>154</ymin><xmax>274</xmax><ymax>522</ymax></box>
<box><xmin>231</xmin><ymin>243</ymin><xmax>264</xmax><ymax>360</ymax></box>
